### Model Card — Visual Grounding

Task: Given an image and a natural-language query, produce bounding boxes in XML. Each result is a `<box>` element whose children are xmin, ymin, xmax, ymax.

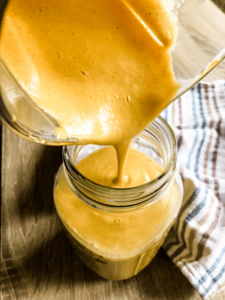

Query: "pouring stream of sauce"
<box><xmin>0</xmin><ymin>0</ymin><xmax>179</xmax><ymax>186</ymax></box>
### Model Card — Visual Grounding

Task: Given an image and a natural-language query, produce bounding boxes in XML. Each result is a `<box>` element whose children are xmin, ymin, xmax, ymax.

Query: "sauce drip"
<box><xmin>77</xmin><ymin>146</ymin><xmax>162</xmax><ymax>188</ymax></box>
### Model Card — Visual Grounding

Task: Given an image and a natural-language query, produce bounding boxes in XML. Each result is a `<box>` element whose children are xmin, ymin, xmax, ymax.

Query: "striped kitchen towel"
<box><xmin>161</xmin><ymin>81</ymin><xmax>225</xmax><ymax>299</ymax></box>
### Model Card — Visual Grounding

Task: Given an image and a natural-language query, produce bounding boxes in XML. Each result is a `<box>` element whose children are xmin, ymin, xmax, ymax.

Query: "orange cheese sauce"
<box><xmin>54</xmin><ymin>147</ymin><xmax>180</xmax><ymax>256</ymax></box>
<box><xmin>0</xmin><ymin>0</ymin><xmax>179</xmax><ymax>147</ymax></box>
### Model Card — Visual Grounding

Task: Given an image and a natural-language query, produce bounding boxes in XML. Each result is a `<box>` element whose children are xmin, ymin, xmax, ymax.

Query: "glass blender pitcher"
<box><xmin>0</xmin><ymin>0</ymin><xmax>225</xmax><ymax>145</ymax></box>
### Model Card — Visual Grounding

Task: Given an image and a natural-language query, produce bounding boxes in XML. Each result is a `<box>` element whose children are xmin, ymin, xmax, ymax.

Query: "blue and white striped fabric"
<box><xmin>162</xmin><ymin>81</ymin><xmax>225</xmax><ymax>299</ymax></box>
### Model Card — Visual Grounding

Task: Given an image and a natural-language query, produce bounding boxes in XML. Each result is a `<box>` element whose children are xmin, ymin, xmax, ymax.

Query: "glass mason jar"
<box><xmin>53</xmin><ymin>117</ymin><xmax>183</xmax><ymax>280</ymax></box>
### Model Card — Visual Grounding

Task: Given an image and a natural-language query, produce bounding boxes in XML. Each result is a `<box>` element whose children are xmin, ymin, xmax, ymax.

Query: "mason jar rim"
<box><xmin>62</xmin><ymin>116</ymin><xmax>177</xmax><ymax>210</ymax></box>
<box><xmin>63</xmin><ymin>116</ymin><xmax>176</xmax><ymax>190</ymax></box>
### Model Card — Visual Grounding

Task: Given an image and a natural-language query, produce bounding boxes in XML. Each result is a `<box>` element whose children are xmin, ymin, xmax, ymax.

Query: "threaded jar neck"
<box><xmin>63</xmin><ymin>116</ymin><xmax>177</xmax><ymax>211</ymax></box>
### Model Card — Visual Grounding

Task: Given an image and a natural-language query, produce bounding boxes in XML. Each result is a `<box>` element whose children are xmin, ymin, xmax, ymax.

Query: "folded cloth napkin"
<box><xmin>161</xmin><ymin>81</ymin><xmax>225</xmax><ymax>299</ymax></box>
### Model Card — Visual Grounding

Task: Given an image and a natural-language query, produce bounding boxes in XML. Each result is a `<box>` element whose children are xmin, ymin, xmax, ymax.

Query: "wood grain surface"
<box><xmin>1</xmin><ymin>0</ymin><xmax>225</xmax><ymax>299</ymax></box>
